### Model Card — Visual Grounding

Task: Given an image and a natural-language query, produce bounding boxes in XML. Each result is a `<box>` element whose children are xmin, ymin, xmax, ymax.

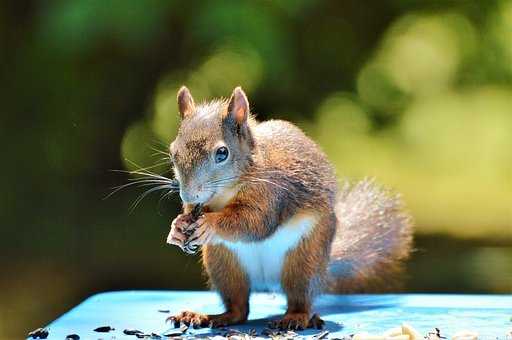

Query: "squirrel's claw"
<box><xmin>184</xmin><ymin>217</ymin><xmax>214</xmax><ymax>251</ymax></box>
<box><xmin>288</xmin><ymin>319</ymin><xmax>302</xmax><ymax>330</ymax></box>
<box><xmin>168</xmin><ymin>311</ymin><xmax>210</xmax><ymax>329</ymax></box>
<box><xmin>166</xmin><ymin>316</ymin><xmax>180</xmax><ymax>328</ymax></box>
<box><xmin>269</xmin><ymin>312</ymin><xmax>320</xmax><ymax>331</ymax></box>
<box><xmin>308</xmin><ymin>313</ymin><xmax>324</xmax><ymax>329</ymax></box>
<box><xmin>167</xmin><ymin>216</ymin><xmax>188</xmax><ymax>246</ymax></box>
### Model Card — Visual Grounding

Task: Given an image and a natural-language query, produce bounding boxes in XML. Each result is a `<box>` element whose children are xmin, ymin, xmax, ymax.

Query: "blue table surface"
<box><xmin>36</xmin><ymin>291</ymin><xmax>512</xmax><ymax>339</ymax></box>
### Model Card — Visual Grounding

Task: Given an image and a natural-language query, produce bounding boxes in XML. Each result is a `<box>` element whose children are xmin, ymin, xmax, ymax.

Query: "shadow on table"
<box><xmin>164</xmin><ymin>295</ymin><xmax>398</xmax><ymax>337</ymax></box>
<box><xmin>187</xmin><ymin>317</ymin><xmax>344</xmax><ymax>338</ymax></box>
<box><xmin>314</xmin><ymin>294</ymin><xmax>398</xmax><ymax>316</ymax></box>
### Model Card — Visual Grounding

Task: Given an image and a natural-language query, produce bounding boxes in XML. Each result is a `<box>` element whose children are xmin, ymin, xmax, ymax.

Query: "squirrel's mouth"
<box><xmin>179</xmin><ymin>188</ymin><xmax>215</xmax><ymax>205</ymax></box>
<box><xmin>202</xmin><ymin>184</ymin><xmax>240</xmax><ymax>211</ymax></box>
<box><xmin>202</xmin><ymin>192</ymin><xmax>215</xmax><ymax>205</ymax></box>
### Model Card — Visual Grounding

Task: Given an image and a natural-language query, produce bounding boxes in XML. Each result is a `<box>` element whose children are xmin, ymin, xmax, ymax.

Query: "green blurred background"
<box><xmin>1</xmin><ymin>0</ymin><xmax>511</xmax><ymax>338</ymax></box>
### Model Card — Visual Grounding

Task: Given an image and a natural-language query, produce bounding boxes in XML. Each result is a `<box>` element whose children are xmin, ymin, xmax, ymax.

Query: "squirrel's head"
<box><xmin>170</xmin><ymin>86</ymin><xmax>255</xmax><ymax>205</ymax></box>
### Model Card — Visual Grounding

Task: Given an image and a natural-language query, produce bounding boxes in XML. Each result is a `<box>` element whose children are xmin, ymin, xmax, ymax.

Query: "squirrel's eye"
<box><xmin>215</xmin><ymin>146</ymin><xmax>229</xmax><ymax>163</ymax></box>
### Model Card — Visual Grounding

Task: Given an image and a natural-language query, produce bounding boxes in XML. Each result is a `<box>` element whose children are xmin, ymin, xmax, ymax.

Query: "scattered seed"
<box><xmin>426</xmin><ymin>328</ymin><xmax>446</xmax><ymax>340</ymax></box>
<box><xmin>28</xmin><ymin>328</ymin><xmax>49</xmax><ymax>339</ymax></box>
<box><xmin>401</xmin><ymin>323</ymin><xmax>422</xmax><ymax>340</ymax></box>
<box><xmin>94</xmin><ymin>326</ymin><xmax>115</xmax><ymax>332</ymax></box>
<box><xmin>314</xmin><ymin>330</ymin><xmax>330</xmax><ymax>339</ymax></box>
<box><xmin>124</xmin><ymin>329</ymin><xmax>144</xmax><ymax>335</ymax></box>
<box><xmin>261</xmin><ymin>328</ymin><xmax>273</xmax><ymax>336</ymax></box>
<box><xmin>163</xmin><ymin>329</ymin><xmax>185</xmax><ymax>337</ymax></box>
<box><xmin>65</xmin><ymin>334</ymin><xmax>80</xmax><ymax>340</ymax></box>
<box><xmin>150</xmin><ymin>333</ymin><xmax>162</xmax><ymax>339</ymax></box>
<box><xmin>158</xmin><ymin>309</ymin><xmax>170</xmax><ymax>313</ymax></box>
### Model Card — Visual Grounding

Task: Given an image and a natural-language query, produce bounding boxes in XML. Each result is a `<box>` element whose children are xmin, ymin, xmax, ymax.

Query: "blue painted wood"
<box><xmin>34</xmin><ymin>291</ymin><xmax>512</xmax><ymax>339</ymax></box>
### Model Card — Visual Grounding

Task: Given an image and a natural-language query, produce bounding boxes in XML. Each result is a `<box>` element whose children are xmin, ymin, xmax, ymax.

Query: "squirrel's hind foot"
<box><xmin>269</xmin><ymin>312</ymin><xmax>324</xmax><ymax>331</ymax></box>
<box><xmin>208</xmin><ymin>311</ymin><xmax>246</xmax><ymax>328</ymax></box>
<box><xmin>167</xmin><ymin>311</ymin><xmax>209</xmax><ymax>329</ymax></box>
<box><xmin>167</xmin><ymin>310</ymin><xmax>246</xmax><ymax>329</ymax></box>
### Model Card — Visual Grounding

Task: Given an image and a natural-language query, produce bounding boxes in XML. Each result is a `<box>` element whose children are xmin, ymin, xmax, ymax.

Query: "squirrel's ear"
<box><xmin>226</xmin><ymin>86</ymin><xmax>249</xmax><ymax>125</ymax></box>
<box><xmin>177</xmin><ymin>86</ymin><xmax>195</xmax><ymax>119</ymax></box>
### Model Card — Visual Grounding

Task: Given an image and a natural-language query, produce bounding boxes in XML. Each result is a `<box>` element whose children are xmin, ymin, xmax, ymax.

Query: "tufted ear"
<box><xmin>177</xmin><ymin>86</ymin><xmax>195</xmax><ymax>119</ymax></box>
<box><xmin>226</xmin><ymin>86</ymin><xmax>249</xmax><ymax>125</ymax></box>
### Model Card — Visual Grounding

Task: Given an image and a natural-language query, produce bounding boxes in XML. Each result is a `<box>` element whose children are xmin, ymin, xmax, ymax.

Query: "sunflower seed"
<box><xmin>94</xmin><ymin>326</ymin><xmax>115</xmax><ymax>332</ymax></box>
<box><xmin>65</xmin><ymin>334</ymin><xmax>80</xmax><ymax>340</ymax></box>
<box><xmin>124</xmin><ymin>329</ymin><xmax>144</xmax><ymax>335</ymax></box>
<box><xmin>28</xmin><ymin>328</ymin><xmax>49</xmax><ymax>339</ymax></box>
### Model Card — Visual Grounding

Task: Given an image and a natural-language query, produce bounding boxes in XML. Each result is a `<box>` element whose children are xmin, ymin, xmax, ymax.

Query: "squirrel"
<box><xmin>165</xmin><ymin>86</ymin><xmax>413</xmax><ymax>330</ymax></box>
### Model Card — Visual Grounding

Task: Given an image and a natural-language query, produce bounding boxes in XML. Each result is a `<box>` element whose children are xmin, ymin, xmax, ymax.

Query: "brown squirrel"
<box><xmin>166</xmin><ymin>86</ymin><xmax>413</xmax><ymax>330</ymax></box>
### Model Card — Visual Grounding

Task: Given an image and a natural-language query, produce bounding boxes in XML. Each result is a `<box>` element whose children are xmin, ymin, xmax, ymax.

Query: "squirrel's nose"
<box><xmin>179</xmin><ymin>190</ymin><xmax>199</xmax><ymax>204</ymax></box>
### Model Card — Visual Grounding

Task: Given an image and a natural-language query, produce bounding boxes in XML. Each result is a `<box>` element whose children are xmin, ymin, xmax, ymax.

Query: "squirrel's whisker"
<box><xmin>206</xmin><ymin>176</ymin><xmax>239</xmax><ymax>185</ymax></box>
<box><xmin>122</xmin><ymin>158</ymin><xmax>171</xmax><ymax>177</ymax></box>
<box><xmin>149</xmin><ymin>145</ymin><xmax>171</xmax><ymax>156</ymax></box>
<box><xmin>127</xmin><ymin>177</ymin><xmax>174</xmax><ymax>183</ymax></box>
<box><xmin>105</xmin><ymin>180</ymin><xmax>165</xmax><ymax>199</ymax></box>
<box><xmin>158</xmin><ymin>188</ymin><xmax>176</xmax><ymax>205</ymax></box>
<box><xmin>204</xmin><ymin>184</ymin><xmax>231</xmax><ymax>191</ymax></box>
<box><xmin>114</xmin><ymin>169</ymin><xmax>173</xmax><ymax>182</ymax></box>
<box><xmin>125</xmin><ymin>158</ymin><xmax>166</xmax><ymax>174</ymax></box>
<box><xmin>156</xmin><ymin>188</ymin><xmax>178</xmax><ymax>211</ymax></box>
<box><xmin>149</xmin><ymin>139</ymin><xmax>169</xmax><ymax>149</ymax></box>
<box><xmin>107</xmin><ymin>154</ymin><xmax>178</xmax><ymax>201</ymax></box>
<box><xmin>242</xmin><ymin>176</ymin><xmax>292</xmax><ymax>193</ymax></box>
<box><xmin>105</xmin><ymin>179</ymin><xmax>178</xmax><ymax>200</ymax></box>
<box><xmin>129</xmin><ymin>184</ymin><xmax>175</xmax><ymax>213</ymax></box>
<box><xmin>128</xmin><ymin>161</ymin><xmax>170</xmax><ymax>172</ymax></box>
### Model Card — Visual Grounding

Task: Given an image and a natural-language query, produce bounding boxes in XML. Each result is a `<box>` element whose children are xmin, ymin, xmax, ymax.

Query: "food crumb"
<box><xmin>452</xmin><ymin>330</ymin><xmax>478</xmax><ymax>340</ymax></box>
<box><xmin>27</xmin><ymin>328</ymin><xmax>49</xmax><ymax>339</ymax></box>
<box><xmin>94</xmin><ymin>326</ymin><xmax>115</xmax><ymax>332</ymax></box>
<box><xmin>65</xmin><ymin>334</ymin><xmax>80</xmax><ymax>340</ymax></box>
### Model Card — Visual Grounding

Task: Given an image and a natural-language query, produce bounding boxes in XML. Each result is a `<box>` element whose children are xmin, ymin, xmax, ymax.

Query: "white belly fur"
<box><xmin>216</xmin><ymin>213</ymin><xmax>317</xmax><ymax>292</ymax></box>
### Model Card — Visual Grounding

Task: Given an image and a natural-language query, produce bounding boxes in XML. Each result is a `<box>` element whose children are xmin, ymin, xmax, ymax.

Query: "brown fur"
<box><xmin>168</xmin><ymin>87</ymin><xmax>413</xmax><ymax>329</ymax></box>
<box><xmin>202</xmin><ymin>244</ymin><xmax>250</xmax><ymax>323</ymax></box>
<box><xmin>280</xmin><ymin>212</ymin><xmax>336</xmax><ymax>314</ymax></box>
<box><xmin>328</xmin><ymin>179</ymin><xmax>413</xmax><ymax>293</ymax></box>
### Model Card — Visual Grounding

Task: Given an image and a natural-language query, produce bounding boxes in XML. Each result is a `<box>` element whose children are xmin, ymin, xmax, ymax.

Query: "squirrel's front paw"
<box><xmin>166</xmin><ymin>214</ymin><xmax>192</xmax><ymax>250</ymax></box>
<box><xmin>183</xmin><ymin>216</ymin><xmax>214</xmax><ymax>254</ymax></box>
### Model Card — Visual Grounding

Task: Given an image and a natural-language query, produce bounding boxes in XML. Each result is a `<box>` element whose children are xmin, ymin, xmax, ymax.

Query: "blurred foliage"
<box><xmin>1</xmin><ymin>0</ymin><xmax>511</xmax><ymax>338</ymax></box>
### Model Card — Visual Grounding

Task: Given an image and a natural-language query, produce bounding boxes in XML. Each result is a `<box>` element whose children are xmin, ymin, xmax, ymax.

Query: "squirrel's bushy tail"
<box><xmin>328</xmin><ymin>179</ymin><xmax>413</xmax><ymax>293</ymax></box>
